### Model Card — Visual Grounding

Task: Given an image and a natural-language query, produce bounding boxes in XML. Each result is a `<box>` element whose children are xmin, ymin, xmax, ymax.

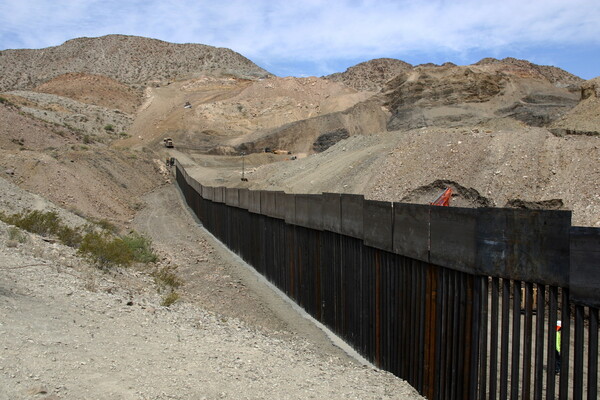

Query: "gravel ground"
<box><xmin>0</xmin><ymin>183</ymin><xmax>423</xmax><ymax>400</ymax></box>
<box><xmin>247</xmin><ymin>126</ymin><xmax>600</xmax><ymax>227</ymax></box>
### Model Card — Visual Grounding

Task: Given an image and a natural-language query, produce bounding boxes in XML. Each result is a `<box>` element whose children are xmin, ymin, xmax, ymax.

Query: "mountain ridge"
<box><xmin>0</xmin><ymin>34</ymin><xmax>271</xmax><ymax>91</ymax></box>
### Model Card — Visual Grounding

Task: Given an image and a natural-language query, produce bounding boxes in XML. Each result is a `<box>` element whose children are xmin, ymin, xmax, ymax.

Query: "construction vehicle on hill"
<box><xmin>163</xmin><ymin>138</ymin><xmax>174</xmax><ymax>148</ymax></box>
<box><xmin>431</xmin><ymin>188</ymin><xmax>452</xmax><ymax>206</ymax></box>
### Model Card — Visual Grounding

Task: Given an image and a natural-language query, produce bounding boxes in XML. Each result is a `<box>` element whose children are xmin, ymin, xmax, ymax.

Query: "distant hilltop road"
<box><xmin>0</xmin><ymin>34</ymin><xmax>271</xmax><ymax>91</ymax></box>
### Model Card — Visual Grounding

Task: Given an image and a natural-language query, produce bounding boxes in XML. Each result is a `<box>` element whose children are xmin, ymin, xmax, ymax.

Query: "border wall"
<box><xmin>175</xmin><ymin>161</ymin><xmax>599</xmax><ymax>400</ymax></box>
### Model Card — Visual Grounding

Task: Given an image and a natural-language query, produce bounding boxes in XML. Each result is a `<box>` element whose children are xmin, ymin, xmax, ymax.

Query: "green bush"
<box><xmin>0</xmin><ymin>210</ymin><xmax>61</xmax><ymax>237</ymax></box>
<box><xmin>161</xmin><ymin>291</ymin><xmax>180</xmax><ymax>307</ymax></box>
<box><xmin>104</xmin><ymin>124</ymin><xmax>114</xmax><ymax>132</ymax></box>
<box><xmin>57</xmin><ymin>225</ymin><xmax>83</xmax><ymax>247</ymax></box>
<box><xmin>0</xmin><ymin>210</ymin><xmax>84</xmax><ymax>248</ymax></box>
<box><xmin>152</xmin><ymin>265</ymin><xmax>182</xmax><ymax>290</ymax></box>
<box><xmin>78</xmin><ymin>231</ymin><xmax>158</xmax><ymax>269</ymax></box>
<box><xmin>79</xmin><ymin>231</ymin><xmax>134</xmax><ymax>268</ymax></box>
<box><xmin>122</xmin><ymin>232</ymin><xmax>157</xmax><ymax>263</ymax></box>
<box><xmin>89</xmin><ymin>218</ymin><xmax>119</xmax><ymax>234</ymax></box>
<box><xmin>0</xmin><ymin>210</ymin><xmax>158</xmax><ymax>269</ymax></box>
<box><xmin>7</xmin><ymin>226</ymin><xmax>27</xmax><ymax>243</ymax></box>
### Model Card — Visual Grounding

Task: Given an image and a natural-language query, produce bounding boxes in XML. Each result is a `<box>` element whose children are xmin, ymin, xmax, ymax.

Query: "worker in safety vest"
<box><xmin>555</xmin><ymin>320</ymin><xmax>562</xmax><ymax>374</ymax></box>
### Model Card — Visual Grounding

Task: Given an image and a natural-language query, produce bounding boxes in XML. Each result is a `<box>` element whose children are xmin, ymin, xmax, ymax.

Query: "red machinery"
<box><xmin>430</xmin><ymin>188</ymin><xmax>453</xmax><ymax>206</ymax></box>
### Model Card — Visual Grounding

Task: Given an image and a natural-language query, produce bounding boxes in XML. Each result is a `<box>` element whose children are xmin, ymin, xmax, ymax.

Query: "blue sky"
<box><xmin>1</xmin><ymin>0</ymin><xmax>599</xmax><ymax>79</ymax></box>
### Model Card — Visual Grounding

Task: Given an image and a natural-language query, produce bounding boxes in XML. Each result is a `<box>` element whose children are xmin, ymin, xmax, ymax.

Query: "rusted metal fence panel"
<box><xmin>322</xmin><ymin>192</ymin><xmax>342</xmax><ymax>234</ymax></box>
<box><xmin>430</xmin><ymin>206</ymin><xmax>477</xmax><ymax>274</ymax></box>
<box><xmin>260</xmin><ymin>190</ymin><xmax>277</xmax><ymax>218</ymax></box>
<box><xmin>340</xmin><ymin>194</ymin><xmax>364</xmax><ymax>240</ymax></box>
<box><xmin>393</xmin><ymin>203</ymin><xmax>430</xmax><ymax>263</ymax></box>
<box><xmin>570</xmin><ymin>226</ymin><xmax>600</xmax><ymax>307</ymax></box>
<box><xmin>174</xmin><ymin>163</ymin><xmax>600</xmax><ymax>400</ymax></box>
<box><xmin>294</xmin><ymin>194</ymin><xmax>323</xmax><ymax>230</ymax></box>
<box><xmin>476</xmin><ymin>209</ymin><xmax>571</xmax><ymax>286</ymax></box>
<box><xmin>363</xmin><ymin>200</ymin><xmax>393</xmax><ymax>253</ymax></box>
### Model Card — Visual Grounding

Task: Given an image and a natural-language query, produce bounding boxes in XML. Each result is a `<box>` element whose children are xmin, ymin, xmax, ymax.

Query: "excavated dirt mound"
<box><xmin>119</xmin><ymin>75</ymin><xmax>372</xmax><ymax>154</ymax></box>
<box><xmin>120</xmin><ymin>77</ymin><xmax>253</xmax><ymax>151</ymax></box>
<box><xmin>401</xmin><ymin>179</ymin><xmax>492</xmax><ymax>208</ymax></box>
<box><xmin>215</xmin><ymin>76</ymin><xmax>372</xmax><ymax>133</ymax></box>
<box><xmin>504</xmin><ymin>198</ymin><xmax>564</xmax><ymax>210</ymax></box>
<box><xmin>35</xmin><ymin>72</ymin><xmax>142</xmax><ymax>114</ymax></box>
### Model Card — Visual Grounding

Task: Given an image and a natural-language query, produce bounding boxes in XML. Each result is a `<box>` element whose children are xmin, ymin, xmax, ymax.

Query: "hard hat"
<box><xmin>557</xmin><ymin>320</ymin><xmax>562</xmax><ymax>329</ymax></box>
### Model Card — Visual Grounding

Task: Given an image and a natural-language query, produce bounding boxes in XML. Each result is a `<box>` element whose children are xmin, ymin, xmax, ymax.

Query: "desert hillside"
<box><xmin>0</xmin><ymin>34</ymin><xmax>269</xmax><ymax>91</ymax></box>
<box><xmin>0</xmin><ymin>34</ymin><xmax>598</xmax><ymax>398</ymax></box>
<box><xmin>0</xmin><ymin>100</ymin><xmax>163</xmax><ymax>224</ymax></box>
<box><xmin>324</xmin><ymin>58</ymin><xmax>413</xmax><ymax>92</ymax></box>
<box><xmin>551</xmin><ymin>77</ymin><xmax>600</xmax><ymax>135</ymax></box>
<box><xmin>0</xmin><ymin>35</ymin><xmax>598</xmax><ymax>230</ymax></box>
<box><xmin>35</xmin><ymin>72</ymin><xmax>143</xmax><ymax>114</ymax></box>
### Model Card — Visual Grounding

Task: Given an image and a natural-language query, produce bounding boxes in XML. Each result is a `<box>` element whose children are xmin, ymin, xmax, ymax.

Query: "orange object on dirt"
<box><xmin>430</xmin><ymin>188</ymin><xmax>453</xmax><ymax>206</ymax></box>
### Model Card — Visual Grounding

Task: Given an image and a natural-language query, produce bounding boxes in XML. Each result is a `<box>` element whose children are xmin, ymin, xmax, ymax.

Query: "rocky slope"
<box><xmin>0</xmin><ymin>34</ymin><xmax>270</xmax><ymax>92</ymax></box>
<box><xmin>246</xmin><ymin>125</ymin><xmax>600</xmax><ymax>227</ymax></box>
<box><xmin>0</xmin><ymin>101</ymin><xmax>164</xmax><ymax>226</ymax></box>
<box><xmin>385</xmin><ymin>60</ymin><xmax>581</xmax><ymax>131</ymax></box>
<box><xmin>1</xmin><ymin>35</ymin><xmax>597</xmax><ymax>232</ymax></box>
<box><xmin>475</xmin><ymin>57</ymin><xmax>583</xmax><ymax>88</ymax></box>
<box><xmin>3</xmin><ymin>90</ymin><xmax>135</xmax><ymax>140</ymax></box>
<box><xmin>0</xmin><ymin>180</ymin><xmax>422</xmax><ymax>400</ymax></box>
<box><xmin>34</xmin><ymin>72</ymin><xmax>142</xmax><ymax>114</ymax></box>
<box><xmin>231</xmin><ymin>97</ymin><xmax>389</xmax><ymax>155</ymax></box>
<box><xmin>324</xmin><ymin>58</ymin><xmax>413</xmax><ymax>92</ymax></box>
<box><xmin>550</xmin><ymin>77</ymin><xmax>600</xmax><ymax>135</ymax></box>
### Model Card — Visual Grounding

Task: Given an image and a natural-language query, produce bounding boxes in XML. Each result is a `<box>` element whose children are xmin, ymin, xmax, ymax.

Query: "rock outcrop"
<box><xmin>385</xmin><ymin>61</ymin><xmax>580</xmax><ymax>130</ymax></box>
<box><xmin>324</xmin><ymin>58</ymin><xmax>412</xmax><ymax>92</ymax></box>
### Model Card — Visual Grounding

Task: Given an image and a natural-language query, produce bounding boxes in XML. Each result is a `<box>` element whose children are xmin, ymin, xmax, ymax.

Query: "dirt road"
<box><xmin>134</xmin><ymin>184</ymin><xmax>334</xmax><ymax>338</ymax></box>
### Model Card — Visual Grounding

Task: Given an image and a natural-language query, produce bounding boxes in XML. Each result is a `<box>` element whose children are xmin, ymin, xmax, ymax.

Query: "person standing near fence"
<box><xmin>556</xmin><ymin>320</ymin><xmax>562</xmax><ymax>374</ymax></box>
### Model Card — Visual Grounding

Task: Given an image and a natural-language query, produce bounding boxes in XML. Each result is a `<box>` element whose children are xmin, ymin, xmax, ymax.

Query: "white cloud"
<box><xmin>1</xmin><ymin>0</ymin><xmax>599</xmax><ymax>75</ymax></box>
